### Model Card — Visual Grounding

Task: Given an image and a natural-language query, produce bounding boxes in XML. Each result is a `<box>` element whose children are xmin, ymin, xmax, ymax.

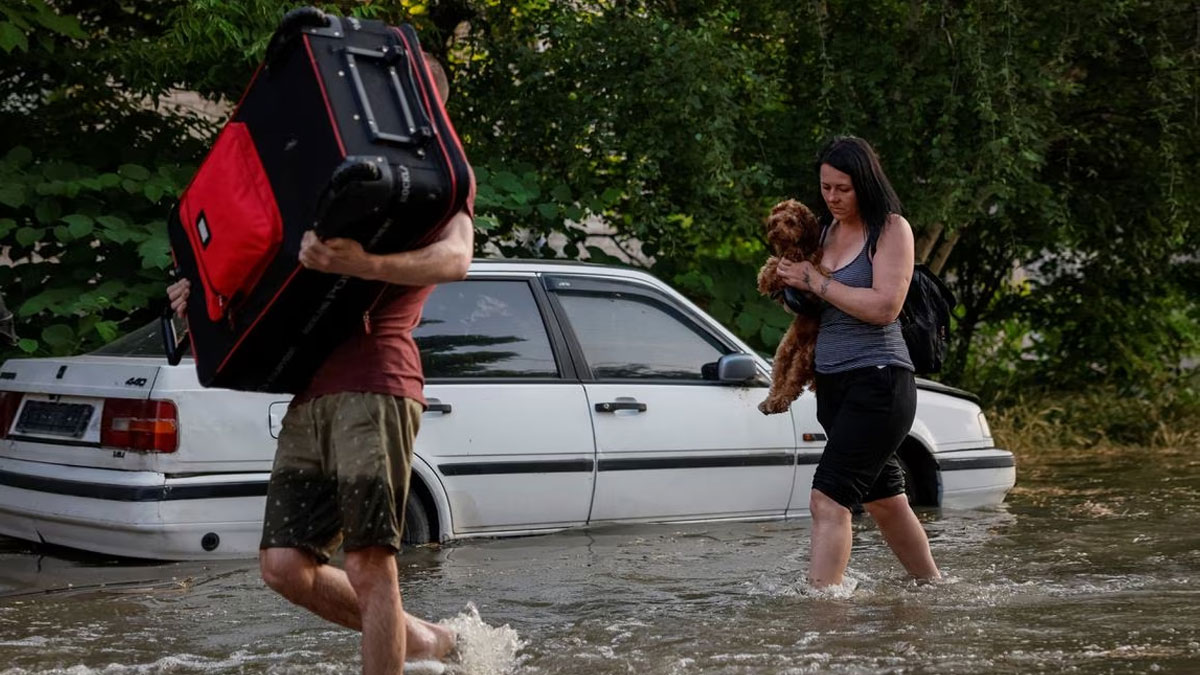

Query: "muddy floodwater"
<box><xmin>2</xmin><ymin>444</ymin><xmax>1199</xmax><ymax>674</ymax></box>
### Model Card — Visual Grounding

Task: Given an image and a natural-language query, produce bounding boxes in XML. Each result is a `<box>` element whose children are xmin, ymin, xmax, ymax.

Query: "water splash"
<box><xmin>441</xmin><ymin>602</ymin><xmax>524</xmax><ymax>675</ymax></box>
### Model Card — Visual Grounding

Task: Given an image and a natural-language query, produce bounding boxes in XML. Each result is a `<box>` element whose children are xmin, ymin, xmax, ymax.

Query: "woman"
<box><xmin>776</xmin><ymin>136</ymin><xmax>941</xmax><ymax>588</ymax></box>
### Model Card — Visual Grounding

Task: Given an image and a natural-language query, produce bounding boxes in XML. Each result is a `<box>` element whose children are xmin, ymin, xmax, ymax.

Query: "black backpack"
<box><xmin>899</xmin><ymin>264</ymin><xmax>955</xmax><ymax>374</ymax></box>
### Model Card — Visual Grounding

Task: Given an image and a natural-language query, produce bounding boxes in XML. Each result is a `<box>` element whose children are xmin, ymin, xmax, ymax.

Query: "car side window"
<box><xmin>416</xmin><ymin>280</ymin><xmax>559</xmax><ymax>379</ymax></box>
<box><xmin>555</xmin><ymin>290</ymin><xmax>728</xmax><ymax>380</ymax></box>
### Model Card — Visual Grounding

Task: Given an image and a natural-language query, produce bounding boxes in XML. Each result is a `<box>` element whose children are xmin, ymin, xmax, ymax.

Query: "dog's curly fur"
<box><xmin>756</xmin><ymin>199</ymin><xmax>827</xmax><ymax>415</ymax></box>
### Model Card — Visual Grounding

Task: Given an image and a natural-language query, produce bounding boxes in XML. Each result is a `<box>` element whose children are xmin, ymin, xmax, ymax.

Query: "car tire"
<box><xmin>401</xmin><ymin>490</ymin><xmax>432</xmax><ymax>547</ymax></box>
<box><xmin>898</xmin><ymin>456</ymin><xmax>919</xmax><ymax>506</ymax></box>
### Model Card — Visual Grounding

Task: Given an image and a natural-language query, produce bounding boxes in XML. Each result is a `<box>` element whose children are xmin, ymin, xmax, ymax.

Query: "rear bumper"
<box><xmin>935</xmin><ymin>447</ymin><xmax>1016</xmax><ymax>509</ymax></box>
<box><xmin>0</xmin><ymin>457</ymin><xmax>268</xmax><ymax>560</ymax></box>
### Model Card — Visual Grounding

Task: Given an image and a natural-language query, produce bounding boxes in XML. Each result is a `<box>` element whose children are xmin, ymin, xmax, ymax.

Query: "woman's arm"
<box><xmin>298</xmin><ymin>209</ymin><xmax>475</xmax><ymax>285</ymax></box>
<box><xmin>777</xmin><ymin>214</ymin><xmax>914</xmax><ymax>326</ymax></box>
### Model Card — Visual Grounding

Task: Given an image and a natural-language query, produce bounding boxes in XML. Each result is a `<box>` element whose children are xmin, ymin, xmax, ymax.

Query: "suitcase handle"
<box><xmin>265</xmin><ymin>7</ymin><xmax>332</xmax><ymax>72</ymax></box>
<box><xmin>343</xmin><ymin>45</ymin><xmax>435</xmax><ymax>147</ymax></box>
<box><xmin>161</xmin><ymin>306</ymin><xmax>190</xmax><ymax>366</ymax></box>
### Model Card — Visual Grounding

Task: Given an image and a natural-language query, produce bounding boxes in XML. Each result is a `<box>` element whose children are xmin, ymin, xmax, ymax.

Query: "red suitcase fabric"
<box><xmin>179</xmin><ymin>122</ymin><xmax>283</xmax><ymax>322</ymax></box>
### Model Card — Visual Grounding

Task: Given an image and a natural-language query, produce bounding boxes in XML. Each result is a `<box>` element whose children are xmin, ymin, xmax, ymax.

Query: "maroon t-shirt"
<box><xmin>299</xmin><ymin>181</ymin><xmax>475</xmax><ymax>407</ymax></box>
<box><xmin>300</xmin><ymin>283</ymin><xmax>436</xmax><ymax>407</ymax></box>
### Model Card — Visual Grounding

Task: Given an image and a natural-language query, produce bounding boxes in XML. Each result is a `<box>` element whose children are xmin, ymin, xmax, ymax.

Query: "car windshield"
<box><xmin>90</xmin><ymin>319</ymin><xmax>179</xmax><ymax>358</ymax></box>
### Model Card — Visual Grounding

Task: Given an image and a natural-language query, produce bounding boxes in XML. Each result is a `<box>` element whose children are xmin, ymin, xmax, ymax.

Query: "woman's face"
<box><xmin>819</xmin><ymin>163</ymin><xmax>858</xmax><ymax>222</ymax></box>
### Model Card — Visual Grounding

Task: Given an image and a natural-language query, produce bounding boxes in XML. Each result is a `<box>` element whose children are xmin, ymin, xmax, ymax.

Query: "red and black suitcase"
<box><xmin>162</xmin><ymin>7</ymin><xmax>473</xmax><ymax>394</ymax></box>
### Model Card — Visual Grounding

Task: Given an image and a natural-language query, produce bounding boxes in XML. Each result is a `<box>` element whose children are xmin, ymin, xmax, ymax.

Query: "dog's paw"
<box><xmin>758</xmin><ymin>398</ymin><xmax>789</xmax><ymax>415</ymax></box>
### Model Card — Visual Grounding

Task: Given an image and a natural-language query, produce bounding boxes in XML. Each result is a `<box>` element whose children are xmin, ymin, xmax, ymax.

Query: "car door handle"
<box><xmin>426</xmin><ymin>398</ymin><xmax>452</xmax><ymax>415</ymax></box>
<box><xmin>595</xmin><ymin>400</ymin><xmax>647</xmax><ymax>413</ymax></box>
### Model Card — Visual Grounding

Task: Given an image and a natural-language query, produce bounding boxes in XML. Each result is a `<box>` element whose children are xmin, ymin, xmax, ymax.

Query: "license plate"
<box><xmin>15</xmin><ymin>400</ymin><xmax>95</xmax><ymax>439</ymax></box>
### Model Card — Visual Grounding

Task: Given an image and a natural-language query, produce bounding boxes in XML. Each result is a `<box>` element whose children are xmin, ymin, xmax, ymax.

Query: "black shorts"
<box><xmin>812</xmin><ymin>365</ymin><xmax>917</xmax><ymax>509</ymax></box>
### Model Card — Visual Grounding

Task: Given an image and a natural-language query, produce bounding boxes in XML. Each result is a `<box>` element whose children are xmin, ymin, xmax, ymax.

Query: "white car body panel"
<box><xmin>419</xmin><ymin>382</ymin><xmax>595</xmax><ymax>533</ymax></box>
<box><xmin>0</xmin><ymin>261</ymin><xmax>1015</xmax><ymax>559</ymax></box>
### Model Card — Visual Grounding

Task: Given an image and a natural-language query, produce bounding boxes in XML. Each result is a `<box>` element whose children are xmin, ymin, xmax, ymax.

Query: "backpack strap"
<box><xmin>820</xmin><ymin>220</ymin><xmax>834</xmax><ymax>247</ymax></box>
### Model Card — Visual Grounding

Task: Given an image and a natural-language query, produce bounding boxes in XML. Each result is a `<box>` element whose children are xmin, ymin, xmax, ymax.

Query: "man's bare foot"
<box><xmin>405</xmin><ymin>612</ymin><xmax>456</xmax><ymax>661</ymax></box>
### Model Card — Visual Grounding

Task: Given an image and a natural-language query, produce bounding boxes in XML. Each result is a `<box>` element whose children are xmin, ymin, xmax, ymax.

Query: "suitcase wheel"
<box><xmin>313</xmin><ymin>157</ymin><xmax>394</xmax><ymax>238</ymax></box>
<box><xmin>330</xmin><ymin>157</ymin><xmax>383</xmax><ymax>190</ymax></box>
<box><xmin>265</xmin><ymin>7</ymin><xmax>333</xmax><ymax>72</ymax></box>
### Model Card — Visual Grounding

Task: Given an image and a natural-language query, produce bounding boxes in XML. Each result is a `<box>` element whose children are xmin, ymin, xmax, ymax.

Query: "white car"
<box><xmin>0</xmin><ymin>260</ymin><xmax>1014</xmax><ymax>560</ymax></box>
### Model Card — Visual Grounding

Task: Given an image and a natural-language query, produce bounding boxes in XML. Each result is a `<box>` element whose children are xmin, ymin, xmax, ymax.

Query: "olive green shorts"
<box><xmin>259</xmin><ymin>392</ymin><xmax>422</xmax><ymax>562</ymax></box>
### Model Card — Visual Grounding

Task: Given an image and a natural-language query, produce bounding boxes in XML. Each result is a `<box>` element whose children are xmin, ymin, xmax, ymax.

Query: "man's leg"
<box><xmin>344</xmin><ymin>546</ymin><xmax>404</xmax><ymax>675</ymax></box>
<box><xmin>863</xmin><ymin>494</ymin><xmax>941</xmax><ymax>581</ymax></box>
<box><xmin>260</xmin><ymin>547</ymin><xmax>455</xmax><ymax>659</ymax></box>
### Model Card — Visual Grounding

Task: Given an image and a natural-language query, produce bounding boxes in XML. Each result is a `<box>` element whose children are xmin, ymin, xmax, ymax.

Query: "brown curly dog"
<box><xmin>756</xmin><ymin>199</ymin><xmax>827</xmax><ymax>415</ymax></box>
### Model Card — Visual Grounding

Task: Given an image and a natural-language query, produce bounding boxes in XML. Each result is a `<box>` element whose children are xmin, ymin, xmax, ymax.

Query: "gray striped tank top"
<box><xmin>814</xmin><ymin>240</ymin><xmax>914</xmax><ymax>374</ymax></box>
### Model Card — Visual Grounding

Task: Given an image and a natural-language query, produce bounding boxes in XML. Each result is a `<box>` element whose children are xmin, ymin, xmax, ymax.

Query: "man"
<box><xmin>168</xmin><ymin>57</ymin><xmax>473</xmax><ymax>675</ymax></box>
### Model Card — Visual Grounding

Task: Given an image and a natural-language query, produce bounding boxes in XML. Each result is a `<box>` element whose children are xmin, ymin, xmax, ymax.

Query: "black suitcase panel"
<box><xmin>166</xmin><ymin>9</ymin><xmax>472</xmax><ymax>393</ymax></box>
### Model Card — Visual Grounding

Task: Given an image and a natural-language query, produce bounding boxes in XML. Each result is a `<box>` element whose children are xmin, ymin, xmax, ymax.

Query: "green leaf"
<box><xmin>95</xmin><ymin>215</ymin><xmax>127</xmax><ymax>229</ymax></box>
<box><xmin>18</xmin><ymin>339</ymin><xmax>38</xmax><ymax>354</ymax></box>
<box><xmin>551</xmin><ymin>184</ymin><xmax>572</xmax><ymax>203</ymax></box>
<box><xmin>0</xmin><ymin>184</ymin><xmax>25</xmax><ymax>208</ymax></box>
<box><xmin>95</xmin><ymin>321</ymin><xmax>120</xmax><ymax>343</ymax></box>
<box><xmin>493</xmin><ymin>171</ymin><xmax>524</xmax><ymax>194</ymax></box>
<box><xmin>759</xmin><ymin>325</ymin><xmax>784</xmax><ymax>348</ymax></box>
<box><xmin>474</xmin><ymin>214</ymin><xmax>500</xmax><ymax>232</ymax></box>
<box><xmin>34</xmin><ymin>200</ymin><xmax>61</xmax><ymax>224</ymax></box>
<box><xmin>735</xmin><ymin>312</ymin><xmax>760</xmax><ymax>335</ymax></box>
<box><xmin>15</xmin><ymin>227</ymin><xmax>44</xmax><ymax>246</ymax></box>
<box><xmin>537</xmin><ymin>203</ymin><xmax>558</xmax><ymax>220</ymax></box>
<box><xmin>118</xmin><ymin>164</ymin><xmax>152</xmax><ymax>181</ymax></box>
<box><xmin>144</xmin><ymin>183</ymin><xmax>165</xmax><ymax>203</ymax></box>
<box><xmin>31</xmin><ymin>6</ymin><xmax>88</xmax><ymax>39</ymax></box>
<box><xmin>41</xmin><ymin>324</ymin><xmax>76</xmax><ymax>349</ymax></box>
<box><xmin>121</xmin><ymin>179</ymin><xmax>141</xmax><ymax>194</ymax></box>
<box><xmin>138</xmin><ymin>236</ymin><xmax>171</xmax><ymax>269</ymax></box>
<box><xmin>5</xmin><ymin>146</ymin><xmax>33</xmax><ymax>166</ymax></box>
<box><xmin>62</xmin><ymin>214</ymin><xmax>94</xmax><ymax>238</ymax></box>
<box><xmin>53</xmin><ymin>225</ymin><xmax>72</xmax><ymax>242</ymax></box>
<box><xmin>0</xmin><ymin>218</ymin><xmax>15</xmax><ymax>238</ymax></box>
<box><xmin>0</xmin><ymin>22</ymin><xmax>28</xmax><ymax>53</ymax></box>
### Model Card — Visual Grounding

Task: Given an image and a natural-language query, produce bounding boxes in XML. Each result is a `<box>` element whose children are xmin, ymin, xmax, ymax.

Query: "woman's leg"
<box><xmin>808</xmin><ymin>488</ymin><xmax>853</xmax><ymax>587</ymax></box>
<box><xmin>863</xmin><ymin>494</ymin><xmax>940</xmax><ymax>580</ymax></box>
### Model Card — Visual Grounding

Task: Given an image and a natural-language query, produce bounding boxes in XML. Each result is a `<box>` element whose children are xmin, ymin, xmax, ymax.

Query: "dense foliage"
<box><xmin>1</xmin><ymin>0</ymin><xmax>1196</xmax><ymax>413</ymax></box>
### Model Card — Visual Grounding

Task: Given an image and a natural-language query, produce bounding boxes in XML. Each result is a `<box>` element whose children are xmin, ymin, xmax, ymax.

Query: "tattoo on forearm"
<box><xmin>819</xmin><ymin>276</ymin><xmax>832</xmax><ymax>296</ymax></box>
<box><xmin>801</xmin><ymin>270</ymin><xmax>811</xmax><ymax>288</ymax></box>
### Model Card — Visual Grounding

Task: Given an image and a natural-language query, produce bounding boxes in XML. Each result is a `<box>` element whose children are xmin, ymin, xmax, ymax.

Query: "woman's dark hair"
<box><xmin>814</xmin><ymin>136</ymin><xmax>902</xmax><ymax>257</ymax></box>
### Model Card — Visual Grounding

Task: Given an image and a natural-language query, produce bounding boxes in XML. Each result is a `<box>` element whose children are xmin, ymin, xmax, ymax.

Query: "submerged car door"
<box><xmin>414</xmin><ymin>276</ymin><xmax>595</xmax><ymax>535</ymax></box>
<box><xmin>544</xmin><ymin>274</ymin><xmax>797</xmax><ymax>522</ymax></box>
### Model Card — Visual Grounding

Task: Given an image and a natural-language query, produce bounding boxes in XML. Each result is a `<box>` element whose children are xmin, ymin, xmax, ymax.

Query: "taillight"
<box><xmin>101</xmin><ymin>398</ymin><xmax>178</xmax><ymax>453</ymax></box>
<box><xmin>0</xmin><ymin>391</ymin><xmax>22</xmax><ymax>439</ymax></box>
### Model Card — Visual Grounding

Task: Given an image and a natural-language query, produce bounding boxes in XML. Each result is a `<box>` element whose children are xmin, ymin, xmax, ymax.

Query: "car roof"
<box><xmin>467</xmin><ymin>257</ymin><xmax>658</xmax><ymax>281</ymax></box>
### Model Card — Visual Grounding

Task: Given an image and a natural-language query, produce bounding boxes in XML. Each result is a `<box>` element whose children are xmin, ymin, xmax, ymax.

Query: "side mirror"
<box><xmin>714</xmin><ymin>353</ymin><xmax>758</xmax><ymax>383</ymax></box>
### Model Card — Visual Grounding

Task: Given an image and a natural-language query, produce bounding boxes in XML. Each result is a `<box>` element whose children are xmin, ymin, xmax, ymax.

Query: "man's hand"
<box><xmin>299</xmin><ymin>231</ymin><xmax>377</xmax><ymax>279</ymax></box>
<box><xmin>167</xmin><ymin>279</ymin><xmax>191</xmax><ymax>318</ymax></box>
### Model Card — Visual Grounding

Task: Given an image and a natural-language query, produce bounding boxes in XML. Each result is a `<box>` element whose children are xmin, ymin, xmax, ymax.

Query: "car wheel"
<box><xmin>898</xmin><ymin>456</ymin><xmax>919</xmax><ymax>505</ymax></box>
<box><xmin>401</xmin><ymin>490</ymin><xmax>432</xmax><ymax>546</ymax></box>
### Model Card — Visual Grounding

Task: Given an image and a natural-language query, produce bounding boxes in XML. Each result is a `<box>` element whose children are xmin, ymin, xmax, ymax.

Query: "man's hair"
<box><xmin>422</xmin><ymin>52</ymin><xmax>450</xmax><ymax>102</ymax></box>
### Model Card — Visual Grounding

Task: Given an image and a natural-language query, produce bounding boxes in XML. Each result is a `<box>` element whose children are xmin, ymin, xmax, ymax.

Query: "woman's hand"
<box><xmin>777</xmin><ymin>258</ymin><xmax>827</xmax><ymax>294</ymax></box>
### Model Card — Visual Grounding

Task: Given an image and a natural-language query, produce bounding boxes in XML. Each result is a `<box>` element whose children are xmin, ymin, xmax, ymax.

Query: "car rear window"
<box><xmin>90</xmin><ymin>320</ymin><xmax>176</xmax><ymax>357</ymax></box>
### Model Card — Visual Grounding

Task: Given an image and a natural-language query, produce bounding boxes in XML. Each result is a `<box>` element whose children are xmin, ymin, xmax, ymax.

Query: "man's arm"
<box><xmin>299</xmin><ymin>209</ymin><xmax>474</xmax><ymax>285</ymax></box>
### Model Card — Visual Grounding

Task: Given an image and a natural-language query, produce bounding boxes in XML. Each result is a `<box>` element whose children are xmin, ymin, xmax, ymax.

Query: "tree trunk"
<box><xmin>914</xmin><ymin>221</ymin><xmax>944</xmax><ymax>264</ymax></box>
<box><xmin>929</xmin><ymin>228</ymin><xmax>962</xmax><ymax>276</ymax></box>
